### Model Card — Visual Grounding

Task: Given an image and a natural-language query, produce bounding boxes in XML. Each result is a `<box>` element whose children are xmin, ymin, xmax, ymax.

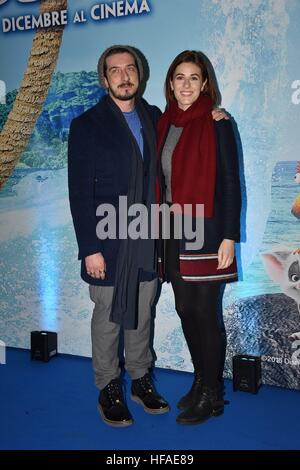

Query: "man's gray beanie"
<box><xmin>97</xmin><ymin>45</ymin><xmax>144</xmax><ymax>88</ymax></box>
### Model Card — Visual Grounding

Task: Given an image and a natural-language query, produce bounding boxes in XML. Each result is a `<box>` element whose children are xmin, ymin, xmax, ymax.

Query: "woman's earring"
<box><xmin>201</xmin><ymin>80</ymin><xmax>207</xmax><ymax>93</ymax></box>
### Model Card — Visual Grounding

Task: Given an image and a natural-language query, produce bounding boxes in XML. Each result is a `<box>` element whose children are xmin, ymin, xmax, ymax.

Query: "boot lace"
<box><xmin>138</xmin><ymin>374</ymin><xmax>155</xmax><ymax>394</ymax></box>
<box><xmin>106</xmin><ymin>379</ymin><xmax>123</xmax><ymax>405</ymax></box>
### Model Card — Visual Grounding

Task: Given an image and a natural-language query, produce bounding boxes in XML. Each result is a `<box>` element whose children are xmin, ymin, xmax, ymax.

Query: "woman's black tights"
<box><xmin>166</xmin><ymin>235</ymin><xmax>224</xmax><ymax>389</ymax></box>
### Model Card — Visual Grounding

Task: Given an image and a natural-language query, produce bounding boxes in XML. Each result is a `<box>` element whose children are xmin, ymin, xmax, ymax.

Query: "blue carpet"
<box><xmin>0</xmin><ymin>348</ymin><xmax>299</xmax><ymax>450</ymax></box>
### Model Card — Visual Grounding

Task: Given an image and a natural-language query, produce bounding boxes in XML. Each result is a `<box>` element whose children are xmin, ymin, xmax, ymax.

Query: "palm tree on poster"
<box><xmin>0</xmin><ymin>0</ymin><xmax>68</xmax><ymax>190</ymax></box>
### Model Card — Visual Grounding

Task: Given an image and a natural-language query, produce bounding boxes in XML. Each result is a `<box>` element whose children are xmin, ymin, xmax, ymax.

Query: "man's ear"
<box><xmin>103</xmin><ymin>76</ymin><xmax>109</xmax><ymax>90</ymax></box>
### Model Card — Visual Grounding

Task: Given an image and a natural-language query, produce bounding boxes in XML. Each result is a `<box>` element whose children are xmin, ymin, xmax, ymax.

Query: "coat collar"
<box><xmin>93</xmin><ymin>94</ymin><xmax>154</xmax><ymax>166</ymax></box>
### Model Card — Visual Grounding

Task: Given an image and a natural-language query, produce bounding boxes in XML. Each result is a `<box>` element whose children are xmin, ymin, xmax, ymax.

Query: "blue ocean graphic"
<box><xmin>230</xmin><ymin>161</ymin><xmax>300</xmax><ymax>300</ymax></box>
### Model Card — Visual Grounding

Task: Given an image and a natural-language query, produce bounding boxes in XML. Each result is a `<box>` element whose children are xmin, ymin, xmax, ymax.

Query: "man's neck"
<box><xmin>109</xmin><ymin>93</ymin><xmax>135</xmax><ymax>113</ymax></box>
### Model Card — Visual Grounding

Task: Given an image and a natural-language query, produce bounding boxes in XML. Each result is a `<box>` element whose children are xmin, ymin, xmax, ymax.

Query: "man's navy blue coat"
<box><xmin>68</xmin><ymin>94</ymin><xmax>161</xmax><ymax>286</ymax></box>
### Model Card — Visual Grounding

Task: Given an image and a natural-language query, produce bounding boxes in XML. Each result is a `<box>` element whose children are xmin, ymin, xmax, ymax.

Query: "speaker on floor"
<box><xmin>30</xmin><ymin>331</ymin><xmax>57</xmax><ymax>362</ymax></box>
<box><xmin>232</xmin><ymin>354</ymin><xmax>262</xmax><ymax>394</ymax></box>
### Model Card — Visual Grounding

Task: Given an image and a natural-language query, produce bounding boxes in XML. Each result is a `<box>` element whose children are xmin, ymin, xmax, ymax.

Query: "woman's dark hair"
<box><xmin>164</xmin><ymin>50</ymin><xmax>221</xmax><ymax>107</ymax></box>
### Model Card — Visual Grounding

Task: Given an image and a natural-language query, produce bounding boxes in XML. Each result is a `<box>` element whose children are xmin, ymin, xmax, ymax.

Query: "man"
<box><xmin>68</xmin><ymin>45</ymin><xmax>168</xmax><ymax>427</ymax></box>
<box><xmin>68</xmin><ymin>45</ymin><xmax>227</xmax><ymax>427</ymax></box>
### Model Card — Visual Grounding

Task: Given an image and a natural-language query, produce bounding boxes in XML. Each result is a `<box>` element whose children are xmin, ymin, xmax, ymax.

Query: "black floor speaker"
<box><xmin>30</xmin><ymin>331</ymin><xmax>57</xmax><ymax>362</ymax></box>
<box><xmin>232</xmin><ymin>354</ymin><xmax>262</xmax><ymax>393</ymax></box>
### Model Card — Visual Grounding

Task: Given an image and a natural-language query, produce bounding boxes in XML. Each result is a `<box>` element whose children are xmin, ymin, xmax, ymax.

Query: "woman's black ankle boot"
<box><xmin>177</xmin><ymin>370</ymin><xmax>203</xmax><ymax>410</ymax></box>
<box><xmin>176</xmin><ymin>386</ymin><xmax>224</xmax><ymax>425</ymax></box>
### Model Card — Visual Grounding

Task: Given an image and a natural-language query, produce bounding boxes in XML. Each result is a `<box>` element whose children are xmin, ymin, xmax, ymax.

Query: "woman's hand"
<box><xmin>217</xmin><ymin>239</ymin><xmax>235</xmax><ymax>270</ymax></box>
<box><xmin>211</xmin><ymin>108</ymin><xmax>229</xmax><ymax>121</ymax></box>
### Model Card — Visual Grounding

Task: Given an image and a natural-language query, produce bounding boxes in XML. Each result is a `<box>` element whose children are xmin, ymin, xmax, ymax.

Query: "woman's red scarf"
<box><xmin>157</xmin><ymin>94</ymin><xmax>216</xmax><ymax>217</ymax></box>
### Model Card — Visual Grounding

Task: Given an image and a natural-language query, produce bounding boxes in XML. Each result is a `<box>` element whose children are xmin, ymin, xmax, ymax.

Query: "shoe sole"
<box><xmin>177</xmin><ymin>402</ymin><xmax>228</xmax><ymax>410</ymax></box>
<box><xmin>176</xmin><ymin>409</ymin><xmax>224</xmax><ymax>426</ymax></box>
<box><xmin>97</xmin><ymin>404</ymin><xmax>133</xmax><ymax>427</ymax></box>
<box><xmin>131</xmin><ymin>395</ymin><xmax>170</xmax><ymax>414</ymax></box>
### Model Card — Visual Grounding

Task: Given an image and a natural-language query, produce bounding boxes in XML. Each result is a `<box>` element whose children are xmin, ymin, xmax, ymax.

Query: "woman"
<box><xmin>157</xmin><ymin>50</ymin><xmax>241</xmax><ymax>425</ymax></box>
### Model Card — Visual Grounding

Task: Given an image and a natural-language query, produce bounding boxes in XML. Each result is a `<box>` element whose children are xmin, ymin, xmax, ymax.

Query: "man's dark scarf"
<box><xmin>106</xmin><ymin>96</ymin><xmax>157</xmax><ymax>329</ymax></box>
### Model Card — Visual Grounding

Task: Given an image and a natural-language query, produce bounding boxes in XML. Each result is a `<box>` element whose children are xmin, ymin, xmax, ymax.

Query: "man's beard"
<box><xmin>109</xmin><ymin>83</ymin><xmax>139</xmax><ymax>101</ymax></box>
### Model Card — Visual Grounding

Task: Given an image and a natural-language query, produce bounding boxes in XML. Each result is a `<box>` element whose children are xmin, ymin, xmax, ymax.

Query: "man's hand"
<box><xmin>217</xmin><ymin>239</ymin><xmax>235</xmax><ymax>270</ymax></box>
<box><xmin>212</xmin><ymin>108</ymin><xmax>229</xmax><ymax>121</ymax></box>
<box><xmin>85</xmin><ymin>253</ymin><xmax>106</xmax><ymax>280</ymax></box>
